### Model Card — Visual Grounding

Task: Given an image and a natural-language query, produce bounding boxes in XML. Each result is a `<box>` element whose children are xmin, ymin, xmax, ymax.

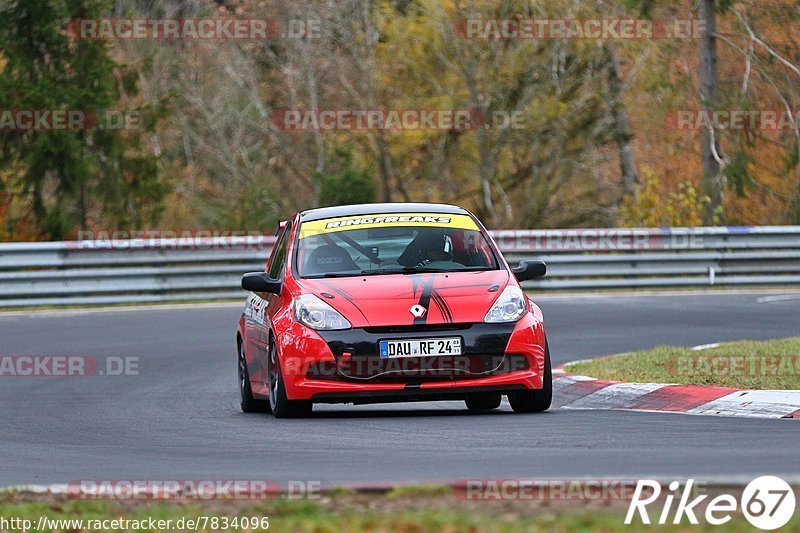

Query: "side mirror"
<box><xmin>511</xmin><ymin>260</ymin><xmax>546</xmax><ymax>282</ymax></box>
<box><xmin>241</xmin><ymin>272</ymin><xmax>282</xmax><ymax>295</ymax></box>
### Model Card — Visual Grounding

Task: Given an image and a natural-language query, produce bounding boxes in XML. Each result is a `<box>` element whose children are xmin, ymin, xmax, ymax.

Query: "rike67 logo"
<box><xmin>626</xmin><ymin>476</ymin><xmax>796</xmax><ymax>530</ymax></box>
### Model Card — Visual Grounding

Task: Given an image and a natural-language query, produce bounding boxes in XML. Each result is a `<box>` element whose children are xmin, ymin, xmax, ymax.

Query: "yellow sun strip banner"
<box><xmin>298</xmin><ymin>213</ymin><xmax>479</xmax><ymax>239</ymax></box>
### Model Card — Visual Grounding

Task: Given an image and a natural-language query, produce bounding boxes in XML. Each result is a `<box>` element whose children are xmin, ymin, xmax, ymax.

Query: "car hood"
<box><xmin>297</xmin><ymin>270</ymin><xmax>511</xmax><ymax>328</ymax></box>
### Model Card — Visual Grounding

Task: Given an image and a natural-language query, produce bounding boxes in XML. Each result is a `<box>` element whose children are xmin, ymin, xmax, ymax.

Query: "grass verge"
<box><xmin>2</xmin><ymin>488</ymin><xmax>800</xmax><ymax>532</ymax></box>
<box><xmin>567</xmin><ymin>337</ymin><xmax>800</xmax><ymax>389</ymax></box>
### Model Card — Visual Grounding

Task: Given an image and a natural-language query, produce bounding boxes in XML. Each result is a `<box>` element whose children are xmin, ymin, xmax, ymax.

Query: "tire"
<box><xmin>508</xmin><ymin>339</ymin><xmax>552</xmax><ymax>413</ymax></box>
<box><xmin>238</xmin><ymin>340</ymin><xmax>270</xmax><ymax>413</ymax></box>
<box><xmin>465</xmin><ymin>393</ymin><xmax>502</xmax><ymax>411</ymax></box>
<box><xmin>268</xmin><ymin>340</ymin><xmax>312</xmax><ymax>419</ymax></box>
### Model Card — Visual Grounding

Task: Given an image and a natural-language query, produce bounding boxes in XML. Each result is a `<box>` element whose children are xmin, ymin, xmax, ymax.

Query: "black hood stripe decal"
<box><xmin>431</xmin><ymin>290</ymin><xmax>454</xmax><ymax>324</ymax></box>
<box><xmin>413</xmin><ymin>274</ymin><xmax>436</xmax><ymax>325</ymax></box>
<box><xmin>430</xmin><ymin>292</ymin><xmax>447</xmax><ymax>323</ymax></box>
<box><xmin>408</xmin><ymin>273</ymin><xmax>457</xmax><ymax>325</ymax></box>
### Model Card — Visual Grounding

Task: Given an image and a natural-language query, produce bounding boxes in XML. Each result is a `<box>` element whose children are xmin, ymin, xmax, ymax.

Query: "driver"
<box><xmin>409</xmin><ymin>230</ymin><xmax>454</xmax><ymax>265</ymax></box>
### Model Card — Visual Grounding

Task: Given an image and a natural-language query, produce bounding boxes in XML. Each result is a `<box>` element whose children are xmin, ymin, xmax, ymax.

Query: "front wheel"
<box><xmin>508</xmin><ymin>339</ymin><xmax>552</xmax><ymax>413</ymax></box>
<box><xmin>268</xmin><ymin>341</ymin><xmax>312</xmax><ymax>418</ymax></box>
<box><xmin>239</xmin><ymin>341</ymin><xmax>270</xmax><ymax>413</ymax></box>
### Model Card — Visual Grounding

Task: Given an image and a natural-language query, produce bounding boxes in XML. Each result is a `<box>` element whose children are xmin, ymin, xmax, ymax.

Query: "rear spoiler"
<box><xmin>274</xmin><ymin>220</ymin><xmax>288</xmax><ymax>236</ymax></box>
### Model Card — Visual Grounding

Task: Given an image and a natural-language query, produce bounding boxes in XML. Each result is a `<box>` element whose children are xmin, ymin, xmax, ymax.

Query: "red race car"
<box><xmin>237</xmin><ymin>203</ymin><xmax>550</xmax><ymax>418</ymax></box>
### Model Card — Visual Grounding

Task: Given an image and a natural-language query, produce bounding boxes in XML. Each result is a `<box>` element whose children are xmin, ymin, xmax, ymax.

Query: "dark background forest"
<box><xmin>1</xmin><ymin>0</ymin><xmax>799</xmax><ymax>240</ymax></box>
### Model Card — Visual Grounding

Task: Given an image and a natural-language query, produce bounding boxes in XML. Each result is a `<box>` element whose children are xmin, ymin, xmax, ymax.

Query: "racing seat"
<box><xmin>304</xmin><ymin>244</ymin><xmax>359</xmax><ymax>275</ymax></box>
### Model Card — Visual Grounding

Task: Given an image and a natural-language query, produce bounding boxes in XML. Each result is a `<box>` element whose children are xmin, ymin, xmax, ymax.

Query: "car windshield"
<box><xmin>296</xmin><ymin>213</ymin><xmax>499</xmax><ymax>278</ymax></box>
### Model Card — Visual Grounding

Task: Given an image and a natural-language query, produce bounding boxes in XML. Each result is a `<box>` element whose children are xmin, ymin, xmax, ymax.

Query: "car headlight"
<box><xmin>294</xmin><ymin>294</ymin><xmax>351</xmax><ymax>330</ymax></box>
<box><xmin>484</xmin><ymin>286</ymin><xmax>527</xmax><ymax>323</ymax></box>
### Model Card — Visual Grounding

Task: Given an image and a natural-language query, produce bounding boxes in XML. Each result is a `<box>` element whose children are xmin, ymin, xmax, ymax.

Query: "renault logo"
<box><xmin>409</xmin><ymin>304</ymin><xmax>427</xmax><ymax>318</ymax></box>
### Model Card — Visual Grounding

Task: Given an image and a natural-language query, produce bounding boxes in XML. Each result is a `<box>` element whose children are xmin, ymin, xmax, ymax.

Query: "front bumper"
<box><xmin>311</xmin><ymin>385</ymin><xmax>530</xmax><ymax>405</ymax></box>
<box><xmin>275</xmin><ymin>312</ymin><xmax>546</xmax><ymax>402</ymax></box>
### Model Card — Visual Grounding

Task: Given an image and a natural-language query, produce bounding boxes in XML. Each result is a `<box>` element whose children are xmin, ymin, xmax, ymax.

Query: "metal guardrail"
<box><xmin>0</xmin><ymin>226</ymin><xmax>799</xmax><ymax>307</ymax></box>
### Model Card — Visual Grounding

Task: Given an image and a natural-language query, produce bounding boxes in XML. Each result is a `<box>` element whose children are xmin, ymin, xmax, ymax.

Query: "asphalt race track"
<box><xmin>1</xmin><ymin>291</ymin><xmax>799</xmax><ymax>487</ymax></box>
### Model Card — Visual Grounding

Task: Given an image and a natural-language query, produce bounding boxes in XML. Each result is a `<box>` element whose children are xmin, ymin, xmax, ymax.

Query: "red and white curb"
<box><xmin>553</xmin><ymin>367</ymin><xmax>800</xmax><ymax>419</ymax></box>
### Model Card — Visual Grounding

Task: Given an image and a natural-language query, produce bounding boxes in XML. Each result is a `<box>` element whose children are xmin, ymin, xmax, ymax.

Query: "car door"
<box><xmin>246</xmin><ymin>219</ymin><xmax>293</xmax><ymax>394</ymax></box>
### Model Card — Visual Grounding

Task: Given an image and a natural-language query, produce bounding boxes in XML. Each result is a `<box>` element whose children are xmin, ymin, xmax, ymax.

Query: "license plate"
<box><xmin>379</xmin><ymin>337</ymin><xmax>462</xmax><ymax>358</ymax></box>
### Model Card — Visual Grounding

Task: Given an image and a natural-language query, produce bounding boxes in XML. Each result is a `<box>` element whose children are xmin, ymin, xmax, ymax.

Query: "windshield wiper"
<box><xmin>305</xmin><ymin>270</ymin><xmax>419</xmax><ymax>278</ymax></box>
<box><xmin>307</xmin><ymin>266</ymin><xmax>492</xmax><ymax>278</ymax></box>
<box><xmin>315</xmin><ymin>272</ymin><xmax>361</xmax><ymax>278</ymax></box>
<box><xmin>359</xmin><ymin>266</ymin><xmax>460</xmax><ymax>275</ymax></box>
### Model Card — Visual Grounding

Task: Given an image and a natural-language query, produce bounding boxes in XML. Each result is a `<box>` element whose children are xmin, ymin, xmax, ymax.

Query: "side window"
<box><xmin>267</xmin><ymin>221</ymin><xmax>293</xmax><ymax>279</ymax></box>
